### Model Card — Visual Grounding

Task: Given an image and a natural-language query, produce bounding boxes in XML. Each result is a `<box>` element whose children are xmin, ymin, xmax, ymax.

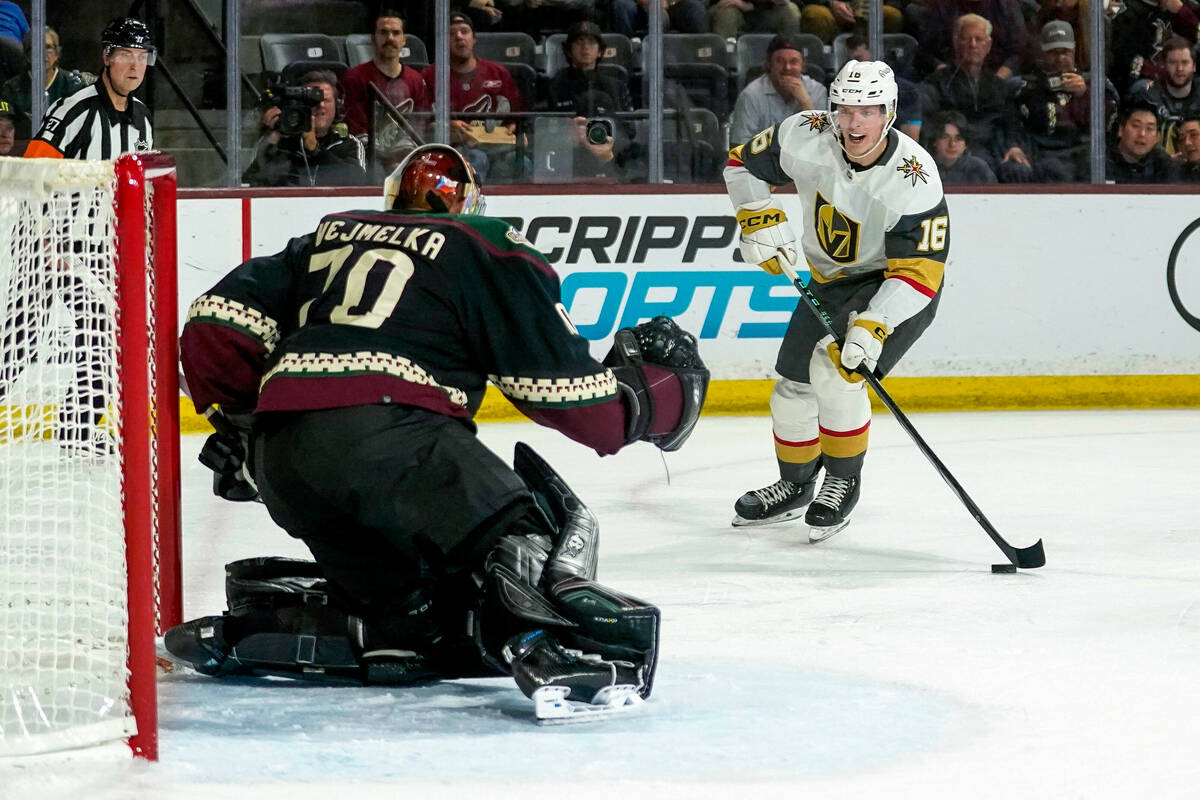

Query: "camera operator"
<box><xmin>242</xmin><ymin>69</ymin><xmax>366</xmax><ymax>187</ymax></box>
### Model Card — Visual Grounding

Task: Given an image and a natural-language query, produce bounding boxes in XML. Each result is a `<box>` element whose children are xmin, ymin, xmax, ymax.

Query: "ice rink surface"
<box><xmin>4</xmin><ymin>409</ymin><xmax>1200</xmax><ymax>800</ymax></box>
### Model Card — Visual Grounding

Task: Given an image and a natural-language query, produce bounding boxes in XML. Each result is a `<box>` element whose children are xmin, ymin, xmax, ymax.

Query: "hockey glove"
<box><xmin>736</xmin><ymin>199</ymin><xmax>798</xmax><ymax>276</ymax></box>
<box><xmin>827</xmin><ymin>312</ymin><xmax>890</xmax><ymax>383</ymax></box>
<box><xmin>603</xmin><ymin>316</ymin><xmax>709</xmax><ymax>452</ymax></box>
<box><xmin>198</xmin><ymin>427</ymin><xmax>259</xmax><ymax>502</ymax></box>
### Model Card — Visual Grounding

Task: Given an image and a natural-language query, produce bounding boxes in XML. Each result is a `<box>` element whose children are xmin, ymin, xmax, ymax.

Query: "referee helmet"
<box><xmin>101</xmin><ymin>17</ymin><xmax>156</xmax><ymax>64</ymax></box>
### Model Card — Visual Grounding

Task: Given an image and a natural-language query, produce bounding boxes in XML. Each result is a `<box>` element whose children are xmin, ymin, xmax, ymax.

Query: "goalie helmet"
<box><xmin>101</xmin><ymin>17</ymin><xmax>156</xmax><ymax>62</ymax></box>
<box><xmin>384</xmin><ymin>144</ymin><xmax>485</xmax><ymax>215</ymax></box>
<box><xmin>828</xmin><ymin>60</ymin><xmax>897</xmax><ymax>151</ymax></box>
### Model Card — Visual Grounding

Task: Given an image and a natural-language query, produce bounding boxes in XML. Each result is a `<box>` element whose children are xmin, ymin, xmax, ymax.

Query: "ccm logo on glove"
<box><xmin>737</xmin><ymin>208</ymin><xmax>788</xmax><ymax>233</ymax></box>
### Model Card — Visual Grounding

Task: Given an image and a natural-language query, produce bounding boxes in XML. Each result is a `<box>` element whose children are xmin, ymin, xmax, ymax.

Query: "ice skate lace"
<box><xmin>813</xmin><ymin>475</ymin><xmax>853</xmax><ymax>508</ymax></box>
<box><xmin>754</xmin><ymin>479</ymin><xmax>798</xmax><ymax>508</ymax></box>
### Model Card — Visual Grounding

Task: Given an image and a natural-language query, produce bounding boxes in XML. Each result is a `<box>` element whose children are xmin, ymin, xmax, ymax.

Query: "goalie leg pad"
<box><xmin>512</xmin><ymin>442</ymin><xmax>599</xmax><ymax>585</ymax></box>
<box><xmin>549</xmin><ymin>579</ymin><xmax>660</xmax><ymax>698</ymax></box>
<box><xmin>165</xmin><ymin>557</ymin><xmax>446</xmax><ymax>685</ymax></box>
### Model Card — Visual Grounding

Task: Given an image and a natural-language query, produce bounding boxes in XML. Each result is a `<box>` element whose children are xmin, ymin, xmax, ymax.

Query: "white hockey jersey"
<box><xmin>726</xmin><ymin>110</ymin><xmax>949</xmax><ymax>327</ymax></box>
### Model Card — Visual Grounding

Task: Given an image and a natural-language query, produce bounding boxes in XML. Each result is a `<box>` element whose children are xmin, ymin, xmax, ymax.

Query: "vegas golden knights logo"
<box><xmin>813</xmin><ymin>191</ymin><xmax>861</xmax><ymax>264</ymax></box>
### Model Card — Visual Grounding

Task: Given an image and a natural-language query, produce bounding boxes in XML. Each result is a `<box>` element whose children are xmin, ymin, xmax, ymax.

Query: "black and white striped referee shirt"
<box><xmin>25</xmin><ymin>81</ymin><xmax>153</xmax><ymax>160</ymax></box>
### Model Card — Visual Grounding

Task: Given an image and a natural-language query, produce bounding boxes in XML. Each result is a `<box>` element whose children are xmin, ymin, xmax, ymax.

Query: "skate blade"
<box><xmin>808</xmin><ymin>518</ymin><xmax>852</xmax><ymax>543</ymax></box>
<box><xmin>730</xmin><ymin>507</ymin><xmax>807</xmax><ymax>528</ymax></box>
<box><xmin>533</xmin><ymin>684</ymin><xmax>645</xmax><ymax>725</ymax></box>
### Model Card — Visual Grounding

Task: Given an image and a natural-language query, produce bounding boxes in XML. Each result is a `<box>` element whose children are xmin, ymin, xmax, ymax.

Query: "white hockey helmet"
<box><xmin>828</xmin><ymin>60</ymin><xmax>898</xmax><ymax>151</ymax></box>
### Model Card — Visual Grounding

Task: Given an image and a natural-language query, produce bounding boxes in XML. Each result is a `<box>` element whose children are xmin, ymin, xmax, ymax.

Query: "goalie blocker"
<box><xmin>164</xmin><ymin>443</ymin><xmax>660</xmax><ymax>706</ymax></box>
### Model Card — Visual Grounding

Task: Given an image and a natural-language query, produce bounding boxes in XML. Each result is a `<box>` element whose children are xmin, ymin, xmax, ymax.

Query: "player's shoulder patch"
<box><xmin>895</xmin><ymin>154</ymin><xmax>931</xmax><ymax>187</ymax></box>
<box><xmin>505</xmin><ymin>225</ymin><xmax>531</xmax><ymax>247</ymax></box>
<box><xmin>797</xmin><ymin>110</ymin><xmax>832</xmax><ymax>134</ymax></box>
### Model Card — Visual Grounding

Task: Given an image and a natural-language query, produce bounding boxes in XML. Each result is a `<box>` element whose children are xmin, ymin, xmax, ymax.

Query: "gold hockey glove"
<box><xmin>827</xmin><ymin>311</ymin><xmax>891</xmax><ymax>383</ymax></box>
<box><xmin>736</xmin><ymin>201</ymin><xmax>798</xmax><ymax>276</ymax></box>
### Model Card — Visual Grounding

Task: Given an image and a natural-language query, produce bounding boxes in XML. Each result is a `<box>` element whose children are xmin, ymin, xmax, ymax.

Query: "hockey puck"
<box><xmin>991</xmin><ymin>563</ymin><xmax>1018</xmax><ymax>573</ymax></box>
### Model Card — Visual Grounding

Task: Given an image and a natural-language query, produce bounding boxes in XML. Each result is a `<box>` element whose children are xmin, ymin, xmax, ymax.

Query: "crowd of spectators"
<box><xmin>5</xmin><ymin>1</ymin><xmax>1200</xmax><ymax>184</ymax></box>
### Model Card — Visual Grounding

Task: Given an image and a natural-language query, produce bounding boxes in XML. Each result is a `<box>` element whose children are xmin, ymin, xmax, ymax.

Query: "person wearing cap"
<box><xmin>1130</xmin><ymin>36</ymin><xmax>1200</xmax><ymax>156</ymax></box>
<box><xmin>1</xmin><ymin>27</ymin><xmax>87</xmax><ymax>139</ymax></box>
<box><xmin>24</xmin><ymin>16</ymin><xmax>153</xmax><ymax>159</ymax></box>
<box><xmin>421</xmin><ymin>11</ymin><xmax>526</xmax><ymax>183</ymax></box>
<box><xmin>999</xmin><ymin>20</ymin><xmax>1116</xmax><ymax>182</ymax></box>
<box><xmin>0</xmin><ymin>97</ymin><xmax>16</xmax><ymax>154</ymax></box>
<box><xmin>730</xmin><ymin>33</ymin><xmax>827</xmax><ymax>146</ymax></box>
<box><xmin>545</xmin><ymin>20</ymin><xmax>640</xmax><ymax>179</ymax></box>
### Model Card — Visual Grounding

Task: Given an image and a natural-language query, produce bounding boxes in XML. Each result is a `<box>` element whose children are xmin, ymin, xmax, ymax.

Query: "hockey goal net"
<box><xmin>0</xmin><ymin>154</ymin><xmax>181</xmax><ymax>760</ymax></box>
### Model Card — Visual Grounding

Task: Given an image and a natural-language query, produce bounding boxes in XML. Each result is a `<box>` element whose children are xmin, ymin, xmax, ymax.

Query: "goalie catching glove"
<box><xmin>603</xmin><ymin>316</ymin><xmax>709</xmax><ymax>452</ymax></box>
<box><xmin>736</xmin><ymin>199</ymin><xmax>798</xmax><ymax>276</ymax></box>
<box><xmin>827</xmin><ymin>311</ymin><xmax>891</xmax><ymax>383</ymax></box>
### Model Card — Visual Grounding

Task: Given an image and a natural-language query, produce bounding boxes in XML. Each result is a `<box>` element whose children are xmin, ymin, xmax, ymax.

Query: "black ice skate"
<box><xmin>504</xmin><ymin>630</ymin><xmax>645</xmax><ymax>724</ymax></box>
<box><xmin>731</xmin><ymin>476</ymin><xmax>817</xmax><ymax>527</ymax></box>
<box><xmin>805</xmin><ymin>473</ymin><xmax>860</xmax><ymax>543</ymax></box>
<box><xmin>163</xmin><ymin>615</ymin><xmax>240</xmax><ymax>676</ymax></box>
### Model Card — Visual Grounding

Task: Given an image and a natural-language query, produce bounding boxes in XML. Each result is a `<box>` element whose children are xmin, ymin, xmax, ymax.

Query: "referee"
<box><xmin>23</xmin><ymin>17</ymin><xmax>153</xmax><ymax>159</ymax></box>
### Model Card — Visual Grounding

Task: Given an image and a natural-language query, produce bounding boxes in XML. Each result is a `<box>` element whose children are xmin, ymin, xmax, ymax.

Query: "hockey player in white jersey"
<box><xmin>725</xmin><ymin>60</ymin><xmax>949</xmax><ymax>541</ymax></box>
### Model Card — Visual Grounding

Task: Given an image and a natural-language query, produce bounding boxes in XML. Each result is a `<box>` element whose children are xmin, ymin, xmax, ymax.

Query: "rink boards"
<box><xmin>171</xmin><ymin>187</ymin><xmax>1200</xmax><ymax>426</ymax></box>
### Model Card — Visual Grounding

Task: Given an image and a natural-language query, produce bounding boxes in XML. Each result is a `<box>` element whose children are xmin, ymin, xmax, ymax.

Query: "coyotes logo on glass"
<box><xmin>813</xmin><ymin>191</ymin><xmax>861</xmax><ymax>264</ymax></box>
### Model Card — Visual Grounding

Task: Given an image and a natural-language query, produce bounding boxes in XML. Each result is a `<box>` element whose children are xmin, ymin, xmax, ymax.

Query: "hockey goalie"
<box><xmin>165</xmin><ymin>144</ymin><xmax>709</xmax><ymax>721</ymax></box>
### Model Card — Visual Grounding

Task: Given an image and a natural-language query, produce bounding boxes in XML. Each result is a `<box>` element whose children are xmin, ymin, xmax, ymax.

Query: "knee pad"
<box><xmin>769</xmin><ymin>378</ymin><xmax>819</xmax><ymax>437</ymax></box>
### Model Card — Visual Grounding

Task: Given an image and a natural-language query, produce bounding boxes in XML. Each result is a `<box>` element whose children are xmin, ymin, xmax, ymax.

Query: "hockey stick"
<box><xmin>777</xmin><ymin>258</ymin><xmax>1045</xmax><ymax>570</ymax></box>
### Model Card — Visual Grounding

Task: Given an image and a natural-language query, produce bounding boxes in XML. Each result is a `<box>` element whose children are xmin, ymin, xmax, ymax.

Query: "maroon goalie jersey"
<box><xmin>181</xmin><ymin>211</ymin><xmax>660</xmax><ymax>455</ymax></box>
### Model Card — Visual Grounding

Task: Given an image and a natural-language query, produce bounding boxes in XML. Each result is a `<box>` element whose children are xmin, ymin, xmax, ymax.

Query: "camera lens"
<box><xmin>585</xmin><ymin>119</ymin><xmax>611</xmax><ymax>145</ymax></box>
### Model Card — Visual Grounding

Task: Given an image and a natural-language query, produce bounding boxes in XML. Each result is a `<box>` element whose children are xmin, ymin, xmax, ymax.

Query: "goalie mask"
<box><xmin>828</xmin><ymin>60</ymin><xmax>897</xmax><ymax>158</ymax></box>
<box><xmin>384</xmin><ymin>144</ymin><xmax>485</xmax><ymax>215</ymax></box>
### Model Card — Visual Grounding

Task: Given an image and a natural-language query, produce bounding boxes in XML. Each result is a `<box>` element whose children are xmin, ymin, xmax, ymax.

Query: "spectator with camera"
<box><xmin>925</xmin><ymin>109</ymin><xmax>997</xmax><ymax>182</ymax></box>
<box><xmin>1106</xmin><ymin>102</ymin><xmax>1176</xmax><ymax>182</ymax></box>
<box><xmin>242</xmin><ymin>69</ymin><xmax>367</xmax><ymax>187</ymax></box>
<box><xmin>1130</xmin><ymin>37</ymin><xmax>1200</xmax><ymax>155</ymax></box>
<box><xmin>730</xmin><ymin>33</ymin><xmax>827</xmax><ymax>146</ymax></box>
<box><xmin>1</xmin><ymin>27</ymin><xmax>87</xmax><ymax>140</ymax></box>
<box><xmin>545</xmin><ymin>20</ymin><xmax>640</xmax><ymax>179</ymax></box>
<box><xmin>919</xmin><ymin>14</ymin><xmax>1011</xmax><ymax>169</ymax></box>
<box><xmin>1173</xmin><ymin>112</ymin><xmax>1200</xmax><ymax>180</ymax></box>
<box><xmin>1111</xmin><ymin>0</ymin><xmax>1199</xmax><ymax>98</ymax></box>
<box><xmin>1001</xmin><ymin>21</ymin><xmax>1117</xmax><ymax>182</ymax></box>
<box><xmin>422</xmin><ymin>12</ymin><xmax>526</xmax><ymax>183</ymax></box>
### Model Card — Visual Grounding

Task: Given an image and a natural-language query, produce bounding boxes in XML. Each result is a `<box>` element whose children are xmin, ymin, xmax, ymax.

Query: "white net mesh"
<box><xmin>0</xmin><ymin>157</ymin><xmax>133</xmax><ymax>755</ymax></box>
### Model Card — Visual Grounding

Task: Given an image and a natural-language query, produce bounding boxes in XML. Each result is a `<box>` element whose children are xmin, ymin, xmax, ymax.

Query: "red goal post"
<box><xmin>0</xmin><ymin>153</ymin><xmax>182</xmax><ymax>761</ymax></box>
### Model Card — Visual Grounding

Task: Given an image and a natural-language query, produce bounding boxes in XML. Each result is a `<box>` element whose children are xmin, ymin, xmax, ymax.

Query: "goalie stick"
<box><xmin>774</xmin><ymin>254</ymin><xmax>1045</xmax><ymax>570</ymax></box>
